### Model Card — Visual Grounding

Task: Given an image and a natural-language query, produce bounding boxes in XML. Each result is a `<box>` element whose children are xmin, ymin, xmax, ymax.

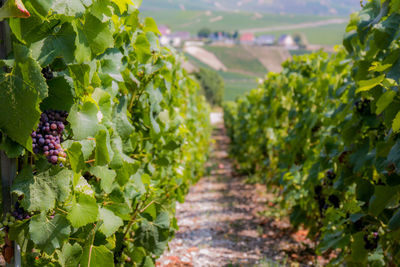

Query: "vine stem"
<box><xmin>122</xmin><ymin>192</ymin><xmax>151</xmax><ymax>238</ymax></box>
<box><xmin>0</xmin><ymin>1</ymin><xmax>20</xmax><ymax>263</ymax></box>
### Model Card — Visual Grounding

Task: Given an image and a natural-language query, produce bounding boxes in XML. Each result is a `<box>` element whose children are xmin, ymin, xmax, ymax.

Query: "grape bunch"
<box><xmin>41</xmin><ymin>66</ymin><xmax>53</xmax><ymax>80</ymax></box>
<box><xmin>31</xmin><ymin>110</ymin><xmax>68</xmax><ymax>165</ymax></box>
<box><xmin>0</xmin><ymin>213</ymin><xmax>15</xmax><ymax>229</ymax></box>
<box><xmin>11</xmin><ymin>202</ymin><xmax>31</xmax><ymax>221</ymax></box>
<box><xmin>0</xmin><ymin>203</ymin><xmax>31</xmax><ymax>231</ymax></box>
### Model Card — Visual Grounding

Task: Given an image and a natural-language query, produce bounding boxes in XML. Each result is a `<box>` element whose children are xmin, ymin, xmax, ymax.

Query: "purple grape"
<box><xmin>50</xmin><ymin>155</ymin><xmax>58</xmax><ymax>164</ymax></box>
<box><xmin>32</xmin><ymin>110</ymin><xmax>69</xmax><ymax>164</ymax></box>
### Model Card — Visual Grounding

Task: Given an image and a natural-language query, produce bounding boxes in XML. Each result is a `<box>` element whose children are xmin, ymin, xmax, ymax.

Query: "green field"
<box><xmin>256</xmin><ymin>23</ymin><xmax>347</xmax><ymax>45</ymax></box>
<box><xmin>185</xmin><ymin>45</ymin><xmax>265</xmax><ymax>101</ymax></box>
<box><xmin>140</xmin><ymin>10</ymin><xmax>343</xmax><ymax>35</ymax></box>
<box><xmin>204</xmin><ymin>45</ymin><xmax>267</xmax><ymax>76</ymax></box>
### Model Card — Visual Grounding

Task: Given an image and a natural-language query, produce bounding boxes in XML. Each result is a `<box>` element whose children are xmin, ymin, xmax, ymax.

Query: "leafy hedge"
<box><xmin>225</xmin><ymin>0</ymin><xmax>400</xmax><ymax>265</ymax></box>
<box><xmin>0</xmin><ymin>0</ymin><xmax>211</xmax><ymax>266</ymax></box>
<box><xmin>194</xmin><ymin>67</ymin><xmax>225</xmax><ymax>106</ymax></box>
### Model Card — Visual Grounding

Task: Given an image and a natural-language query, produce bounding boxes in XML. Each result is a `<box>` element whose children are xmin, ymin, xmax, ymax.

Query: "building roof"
<box><xmin>170</xmin><ymin>31</ymin><xmax>191</xmax><ymax>39</ymax></box>
<box><xmin>158</xmin><ymin>25</ymin><xmax>170</xmax><ymax>35</ymax></box>
<box><xmin>240</xmin><ymin>33</ymin><xmax>255</xmax><ymax>41</ymax></box>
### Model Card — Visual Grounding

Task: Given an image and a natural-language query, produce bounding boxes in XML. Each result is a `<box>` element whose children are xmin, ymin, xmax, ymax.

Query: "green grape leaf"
<box><xmin>144</xmin><ymin>17</ymin><xmax>160</xmax><ymax>35</ymax></box>
<box><xmin>89</xmin><ymin>0</ymin><xmax>112</xmax><ymax>22</ymax></box>
<box><xmin>12</xmin><ymin>167</ymin><xmax>72</xmax><ymax>212</ymax></box>
<box><xmin>71</xmin><ymin>20</ymin><xmax>92</xmax><ymax>64</ymax></box>
<box><xmin>68</xmin><ymin>102</ymin><xmax>99</xmax><ymax>140</ymax></box>
<box><xmin>67</xmin><ymin>142</ymin><xmax>85</xmax><ymax>173</ymax></box>
<box><xmin>140</xmin><ymin>256</ymin><xmax>155</xmax><ymax>267</ymax></box>
<box><xmin>95</xmin><ymin>129</ymin><xmax>112</xmax><ymax>166</ymax></box>
<box><xmin>83</xmin><ymin>14</ymin><xmax>114</xmax><ymax>56</ymax></box>
<box><xmin>350</xmin><ymin>232</ymin><xmax>368</xmax><ymax>263</ymax></box>
<box><xmin>154</xmin><ymin>211</ymin><xmax>170</xmax><ymax>229</ymax></box>
<box><xmin>135</xmin><ymin>34</ymin><xmax>151</xmax><ymax>63</ymax></box>
<box><xmin>369</xmin><ymin>186</ymin><xmax>398</xmax><ymax>216</ymax></box>
<box><xmin>98</xmin><ymin>208</ymin><xmax>123</xmax><ymax>237</ymax></box>
<box><xmin>388</xmin><ymin>207</ymin><xmax>400</xmax><ymax>231</ymax></box>
<box><xmin>89</xmin><ymin>166</ymin><xmax>116</xmax><ymax>194</ymax></box>
<box><xmin>29</xmin><ymin>213</ymin><xmax>71</xmax><ymax>255</ymax></box>
<box><xmin>0</xmin><ymin>44</ymin><xmax>47</xmax><ymax>150</ymax></box>
<box><xmin>66</xmin><ymin>193</ymin><xmax>99</xmax><ymax>228</ymax></box>
<box><xmin>57</xmin><ymin>242</ymin><xmax>83</xmax><ymax>267</ymax></box>
<box><xmin>49</xmin><ymin>0</ymin><xmax>86</xmax><ymax>17</ymax></box>
<box><xmin>392</xmin><ymin>111</ymin><xmax>400</xmax><ymax>132</ymax></box>
<box><xmin>80</xmin><ymin>245</ymin><xmax>114</xmax><ymax>267</ymax></box>
<box><xmin>114</xmin><ymin>98</ymin><xmax>135</xmax><ymax>140</ymax></box>
<box><xmin>356</xmin><ymin>75</ymin><xmax>385</xmax><ymax>93</ymax></box>
<box><xmin>40</xmin><ymin>76</ymin><xmax>75</xmax><ymax>111</ymax></box>
<box><xmin>30</xmin><ymin>22</ymin><xmax>76</xmax><ymax>65</ymax></box>
<box><xmin>375</xmin><ymin>90</ymin><xmax>396</xmax><ymax>114</ymax></box>
<box><xmin>68</xmin><ymin>64</ymin><xmax>91</xmax><ymax>97</ymax></box>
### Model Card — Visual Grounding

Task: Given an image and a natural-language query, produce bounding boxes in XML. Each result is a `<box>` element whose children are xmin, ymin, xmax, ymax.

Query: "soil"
<box><xmin>156</xmin><ymin>120</ymin><xmax>326</xmax><ymax>267</ymax></box>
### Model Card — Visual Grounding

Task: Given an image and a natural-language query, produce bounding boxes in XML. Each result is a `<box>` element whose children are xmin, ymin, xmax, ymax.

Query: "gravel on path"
<box><xmin>156</xmin><ymin>122</ymin><xmax>321</xmax><ymax>267</ymax></box>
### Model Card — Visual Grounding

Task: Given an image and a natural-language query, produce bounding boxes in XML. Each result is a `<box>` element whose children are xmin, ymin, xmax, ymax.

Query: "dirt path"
<box><xmin>156</xmin><ymin>120</ymin><xmax>320</xmax><ymax>267</ymax></box>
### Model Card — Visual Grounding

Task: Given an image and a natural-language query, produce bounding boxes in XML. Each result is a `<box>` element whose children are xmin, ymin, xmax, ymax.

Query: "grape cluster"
<box><xmin>41</xmin><ymin>66</ymin><xmax>53</xmax><ymax>80</ymax></box>
<box><xmin>11</xmin><ymin>202</ymin><xmax>31</xmax><ymax>221</ymax></box>
<box><xmin>364</xmin><ymin>232</ymin><xmax>379</xmax><ymax>250</ymax></box>
<box><xmin>0</xmin><ymin>203</ymin><xmax>31</xmax><ymax>232</ymax></box>
<box><xmin>32</xmin><ymin>110</ymin><xmax>68</xmax><ymax>165</ymax></box>
<box><xmin>0</xmin><ymin>213</ymin><xmax>15</xmax><ymax>229</ymax></box>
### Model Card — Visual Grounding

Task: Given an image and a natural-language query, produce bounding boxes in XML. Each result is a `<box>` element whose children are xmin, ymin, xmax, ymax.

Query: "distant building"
<box><xmin>160</xmin><ymin>31</ymin><xmax>191</xmax><ymax>47</ymax></box>
<box><xmin>256</xmin><ymin>35</ymin><xmax>275</xmax><ymax>46</ymax></box>
<box><xmin>171</xmin><ymin>31</ymin><xmax>191</xmax><ymax>40</ymax></box>
<box><xmin>158</xmin><ymin>25</ymin><xmax>171</xmax><ymax>36</ymax></box>
<box><xmin>240</xmin><ymin>33</ymin><xmax>255</xmax><ymax>45</ymax></box>
<box><xmin>278</xmin><ymin>34</ymin><xmax>298</xmax><ymax>49</ymax></box>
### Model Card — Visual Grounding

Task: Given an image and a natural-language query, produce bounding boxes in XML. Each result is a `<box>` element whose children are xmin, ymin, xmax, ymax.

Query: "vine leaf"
<box><xmin>98</xmin><ymin>208</ymin><xmax>123</xmax><ymax>237</ymax></box>
<box><xmin>83</xmin><ymin>14</ymin><xmax>113</xmax><ymax>56</ymax></box>
<box><xmin>49</xmin><ymin>0</ymin><xmax>86</xmax><ymax>17</ymax></box>
<box><xmin>40</xmin><ymin>76</ymin><xmax>75</xmax><ymax>111</ymax></box>
<box><xmin>67</xmin><ymin>142</ymin><xmax>85</xmax><ymax>173</ymax></box>
<box><xmin>0</xmin><ymin>44</ymin><xmax>47</xmax><ymax>150</ymax></box>
<box><xmin>80</xmin><ymin>245</ymin><xmax>114</xmax><ymax>267</ymax></box>
<box><xmin>30</xmin><ymin>22</ymin><xmax>76</xmax><ymax>65</ymax></box>
<box><xmin>68</xmin><ymin>102</ymin><xmax>100</xmax><ymax>140</ymax></box>
<box><xmin>95</xmin><ymin>129</ymin><xmax>112</xmax><ymax>166</ymax></box>
<box><xmin>57</xmin><ymin>242</ymin><xmax>83</xmax><ymax>267</ymax></box>
<box><xmin>113</xmin><ymin>0</ymin><xmax>141</xmax><ymax>13</ymax></box>
<box><xmin>356</xmin><ymin>74</ymin><xmax>385</xmax><ymax>93</ymax></box>
<box><xmin>12</xmin><ymin>167</ymin><xmax>72</xmax><ymax>212</ymax></box>
<box><xmin>375</xmin><ymin>90</ymin><xmax>396</xmax><ymax>114</ymax></box>
<box><xmin>66</xmin><ymin>193</ymin><xmax>99</xmax><ymax>228</ymax></box>
<box><xmin>29</xmin><ymin>213</ymin><xmax>71</xmax><ymax>255</ymax></box>
<box><xmin>89</xmin><ymin>166</ymin><xmax>116</xmax><ymax>193</ymax></box>
<box><xmin>368</xmin><ymin>186</ymin><xmax>399</xmax><ymax>216</ymax></box>
<box><xmin>392</xmin><ymin>111</ymin><xmax>400</xmax><ymax>132</ymax></box>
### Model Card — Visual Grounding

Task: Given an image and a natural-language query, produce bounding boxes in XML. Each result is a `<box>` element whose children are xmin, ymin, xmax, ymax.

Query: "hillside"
<box><xmin>140</xmin><ymin>0</ymin><xmax>361</xmax><ymax>16</ymax></box>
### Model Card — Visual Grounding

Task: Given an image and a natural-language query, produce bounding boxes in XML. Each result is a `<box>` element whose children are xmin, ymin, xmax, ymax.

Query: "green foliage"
<box><xmin>224</xmin><ymin>0</ymin><xmax>400</xmax><ymax>265</ymax></box>
<box><xmin>0</xmin><ymin>0</ymin><xmax>211</xmax><ymax>265</ymax></box>
<box><xmin>194</xmin><ymin>67</ymin><xmax>225</xmax><ymax>106</ymax></box>
<box><xmin>197</xmin><ymin>27</ymin><xmax>211</xmax><ymax>38</ymax></box>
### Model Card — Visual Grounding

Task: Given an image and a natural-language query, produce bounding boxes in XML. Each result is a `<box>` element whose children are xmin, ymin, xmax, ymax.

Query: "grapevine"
<box><xmin>0</xmin><ymin>0</ymin><xmax>211</xmax><ymax>266</ymax></box>
<box><xmin>224</xmin><ymin>0</ymin><xmax>400</xmax><ymax>265</ymax></box>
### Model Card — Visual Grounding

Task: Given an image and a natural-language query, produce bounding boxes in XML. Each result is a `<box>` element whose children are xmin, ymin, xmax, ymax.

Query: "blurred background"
<box><xmin>140</xmin><ymin>0</ymin><xmax>361</xmax><ymax>103</ymax></box>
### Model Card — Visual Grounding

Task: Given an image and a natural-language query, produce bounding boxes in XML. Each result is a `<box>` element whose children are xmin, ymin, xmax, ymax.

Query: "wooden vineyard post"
<box><xmin>0</xmin><ymin>0</ymin><xmax>21</xmax><ymax>266</ymax></box>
